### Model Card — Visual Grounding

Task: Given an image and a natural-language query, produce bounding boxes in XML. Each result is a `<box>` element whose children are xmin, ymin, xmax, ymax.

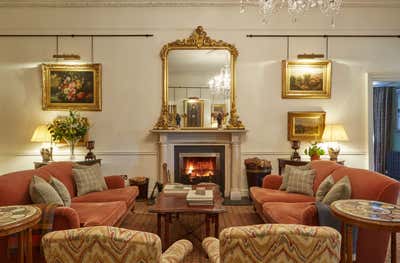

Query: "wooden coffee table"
<box><xmin>331</xmin><ymin>199</ymin><xmax>400</xmax><ymax>263</ymax></box>
<box><xmin>0</xmin><ymin>205</ymin><xmax>41</xmax><ymax>263</ymax></box>
<box><xmin>148</xmin><ymin>184</ymin><xmax>226</xmax><ymax>248</ymax></box>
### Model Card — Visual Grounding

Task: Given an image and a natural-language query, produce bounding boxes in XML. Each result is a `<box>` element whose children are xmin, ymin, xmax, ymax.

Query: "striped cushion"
<box><xmin>286</xmin><ymin>169</ymin><xmax>316</xmax><ymax>196</ymax></box>
<box><xmin>280</xmin><ymin>163</ymin><xmax>312</xmax><ymax>191</ymax></box>
<box><xmin>49</xmin><ymin>176</ymin><xmax>71</xmax><ymax>207</ymax></box>
<box><xmin>73</xmin><ymin>164</ymin><xmax>108</xmax><ymax>197</ymax></box>
<box><xmin>29</xmin><ymin>176</ymin><xmax>64</xmax><ymax>205</ymax></box>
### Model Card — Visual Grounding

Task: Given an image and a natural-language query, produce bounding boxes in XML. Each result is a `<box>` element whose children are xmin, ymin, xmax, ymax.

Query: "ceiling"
<box><xmin>1</xmin><ymin>0</ymin><xmax>399</xmax><ymax>7</ymax></box>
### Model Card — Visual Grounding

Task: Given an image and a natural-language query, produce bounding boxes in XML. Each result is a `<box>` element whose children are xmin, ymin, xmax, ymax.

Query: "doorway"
<box><xmin>371</xmin><ymin>80</ymin><xmax>400</xmax><ymax>180</ymax></box>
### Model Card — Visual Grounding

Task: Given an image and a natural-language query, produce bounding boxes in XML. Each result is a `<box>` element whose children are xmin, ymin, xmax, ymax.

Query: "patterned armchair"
<box><xmin>202</xmin><ymin>224</ymin><xmax>341</xmax><ymax>263</ymax></box>
<box><xmin>42</xmin><ymin>226</ymin><xmax>193</xmax><ymax>263</ymax></box>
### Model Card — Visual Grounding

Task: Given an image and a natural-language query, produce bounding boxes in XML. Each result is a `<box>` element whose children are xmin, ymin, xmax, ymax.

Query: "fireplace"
<box><xmin>174</xmin><ymin>145</ymin><xmax>225</xmax><ymax>194</ymax></box>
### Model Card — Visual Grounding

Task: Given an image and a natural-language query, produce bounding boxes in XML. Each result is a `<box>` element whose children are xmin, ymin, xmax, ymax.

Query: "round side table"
<box><xmin>331</xmin><ymin>199</ymin><xmax>400</xmax><ymax>263</ymax></box>
<box><xmin>0</xmin><ymin>205</ymin><xmax>41</xmax><ymax>263</ymax></box>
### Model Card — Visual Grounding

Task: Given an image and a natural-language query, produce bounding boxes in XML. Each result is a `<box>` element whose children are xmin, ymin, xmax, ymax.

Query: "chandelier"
<box><xmin>240</xmin><ymin>0</ymin><xmax>343</xmax><ymax>26</ymax></box>
<box><xmin>208</xmin><ymin>65</ymin><xmax>231</xmax><ymax>97</ymax></box>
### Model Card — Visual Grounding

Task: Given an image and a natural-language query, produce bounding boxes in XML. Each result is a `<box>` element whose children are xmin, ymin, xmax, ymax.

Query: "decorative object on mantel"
<box><xmin>304</xmin><ymin>142</ymin><xmax>326</xmax><ymax>161</ymax></box>
<box><xmin>239</xmin><ymin>0</ymin><xmax>342</xmax><ymax>26</ymax></box>
<box><xmin>290</xmin><ymin>140</ymin><xmax>301</xmax><ymax>161</ymax></box>
<box><xmin>282</xmin><ymin>60</ymin><xmax>332</xmax><ymax>99</ymax></box>
<box><xmin>288</xmin><ymin>111</ymin><xmax>326</xmax><ymax>141</ymax></box>
<box><xmin>31</xmin><ymin>124</ymin><xmax>53</xmax><ymax>162</ymax></box>
<box><xmin>322</xmin><ymin>124</ymin><xmax>349</xmax><ymax>161</ymax></box>
<box><xmin>42</xmin><ymin>63</ymin><xmax>102</xmax><ymax>111</ymax></box>
<box><xmin>48</xmin><ymin>110</ymin><xmax>90</xmax><ymax>160</ymax></box>
<box><xmin>154</xmin><ymin>25</ymin><xmax>245</xmax><ymax>130</ymax></box>
<box><xmin>244</xmin><ymin>157</ymin><xmax>272</xmax><ymax>193</ymax></box>
<box><xmin>85</xmin><ymin>140</ymin><xmax>96</xmax><ymax>161</ymax></box>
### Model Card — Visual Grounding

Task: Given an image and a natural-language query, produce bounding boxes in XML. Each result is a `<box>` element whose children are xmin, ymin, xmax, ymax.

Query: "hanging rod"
<box><xmin>247</xmin><ymin>34</ymin><xmax>400</xmax><ymax>38</ymax></box>
<box><xmin>0</xmin><ymin>34</ymin><xmax>154</xmax><ymax>37</ymax></box>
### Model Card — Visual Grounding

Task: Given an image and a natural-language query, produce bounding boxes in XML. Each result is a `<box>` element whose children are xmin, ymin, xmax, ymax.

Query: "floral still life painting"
<box><xmin>282</xmin><ymin>60</ymin><xmax>331</xmax><ymax>99</ymax></box>
<box><xmin>42</xmin><ymin>64</ymin><xmax>102</xmax><ymax>111</ymax></box>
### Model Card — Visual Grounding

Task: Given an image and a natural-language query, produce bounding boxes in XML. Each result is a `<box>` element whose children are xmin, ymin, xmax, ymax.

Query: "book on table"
<box><xmin>163</xmin><ymin>184</ymin><xmax>192</xmax><ymax>194</ymax></box>
<box><xmin>186</xmin><ymin>189</ymin><xmax>214</xmax><ymax>206</ymax></box>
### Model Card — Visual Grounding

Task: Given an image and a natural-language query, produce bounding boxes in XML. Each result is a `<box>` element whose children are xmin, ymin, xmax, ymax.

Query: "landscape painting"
<box><xmin>288</xmin><ymin>111</ymin><xmax>326</xmax><ymax>141</ymax></box>
<box><xmin>42</xmin><ymin>64</ymin><xmax>102</xmax><ymax>111</ymax></box>
<box><xmin>282</xmin><ymin>60</ymin><xmax>331</xmax><ymax>99</ymax></box>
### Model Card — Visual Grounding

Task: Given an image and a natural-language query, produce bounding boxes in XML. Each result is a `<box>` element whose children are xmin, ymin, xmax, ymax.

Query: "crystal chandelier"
<box><xmin>209</xmin><ymin>65</ymin><xmax>231</xmax><ymax>97</ymax></box>
<box><xmin>240</xmin><ymin>0</ymin><xmax>342</xmax><ymax>26</ymax></box>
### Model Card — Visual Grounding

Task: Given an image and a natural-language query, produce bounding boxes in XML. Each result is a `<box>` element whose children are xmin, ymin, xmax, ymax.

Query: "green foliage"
<box><xmin>48</xmin><ymin>110</ymin><xmax>89</xmax><ymax>142</ymax></box>
<box><xmin>304</xmin><ymin>142</ymin><xmax>325</xmax><ymax>157</ymax></box>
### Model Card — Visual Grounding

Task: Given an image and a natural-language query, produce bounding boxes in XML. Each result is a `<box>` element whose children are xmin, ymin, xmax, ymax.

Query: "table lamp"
<box><xmin>31</xmin><ymin>125</ymin><xmax>53</xmax><ymax>162</ymax></box>
<box><xmin>322</xmin><ymin>124</ymin><xmax>349</xmax><ymax>161</ymax></box>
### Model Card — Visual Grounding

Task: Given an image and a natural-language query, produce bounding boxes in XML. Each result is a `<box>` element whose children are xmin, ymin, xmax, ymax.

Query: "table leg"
<box><xmin>205</xmin><ymin>215</ymin><xmax>210</xmax><ymax>237</ymax></box>
<box><xmin>26</xmin><ymin>228</ymin><xmax>32</xmax><ymax>263</ymax></box>
<box><xmin>392</xmin><ymin>232</ymin><xmax>397</xmax><ymax>263</ymax></box>
<box><xmin>340</xmin><ymin>223</ymin><xmax>346</xmax><ymax>263</ymax></box>
<box><xmin>214</xmin><ymin>215</ymin><xmax>219</xmax><ymax>237</ymax></box>
<box><xmin>164</xmin><ymin>214</ymin><xmax>170</xmax><ymax>248</ymax></box>
<box><xmin>157</xmin><ymin>214</ymin><xmax>161</xmax><ymax>237</ymax></box>
<box><xmin>18</xmin><ymin>230</ymin><xmax>25</xmax><ymax>263</ymax></box>
<box><xmin>346</xmin><ymin>224</ymin><xmax>353</xmax><ymax>263</ymax></box>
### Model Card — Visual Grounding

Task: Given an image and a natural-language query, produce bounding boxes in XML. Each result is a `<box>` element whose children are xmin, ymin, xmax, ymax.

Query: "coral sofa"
<box><xmin>202</xmin><ymin>224</ymin><xmax>341</xmax><ymax>263</ymax></box>
<box><xmin>250</xmin><ymin>160</ymin><xmax>400</xmax><ymax>263</ymax></box>
<box><xmin>0</xmin><ymin>162</ymin><xmax>139</xmax><ymax>262</ymax></box>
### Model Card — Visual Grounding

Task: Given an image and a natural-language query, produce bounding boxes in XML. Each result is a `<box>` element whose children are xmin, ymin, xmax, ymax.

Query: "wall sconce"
<box><xmin>53</xmin><ymin>54</ymin><xmax>81</xmax><ymax>60</ymax></box>
<box><xmin>297</xmin><ymin>53</ymin><xmax>325</xmax><ymax>59</ymax></box>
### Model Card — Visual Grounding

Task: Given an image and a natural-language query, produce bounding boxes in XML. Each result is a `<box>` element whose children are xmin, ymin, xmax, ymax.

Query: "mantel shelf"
<box><xmin>150</xmin><ymin>129</ymin><xmax>248</xmax><ymax>134</ymax></box>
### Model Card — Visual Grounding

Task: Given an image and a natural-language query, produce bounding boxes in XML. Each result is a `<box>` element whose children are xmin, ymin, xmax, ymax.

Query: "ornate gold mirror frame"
<box><xmin>154</xmin><ymin>26</ymin><xmax>245</xmax><ymax>130</ymax></box>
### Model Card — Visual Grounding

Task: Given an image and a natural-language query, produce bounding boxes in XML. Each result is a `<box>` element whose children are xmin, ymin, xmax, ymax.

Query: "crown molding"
<box><xmin>0</xmin><ymin>0</ymin><xmax>399</xmax><ymax>8</ymax></box>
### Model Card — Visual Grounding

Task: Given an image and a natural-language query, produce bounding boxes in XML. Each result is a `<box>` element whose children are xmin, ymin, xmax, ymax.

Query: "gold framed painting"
<box><xmin>288</xmin><ymin>111</ymin><xmax>326</xmax><ymax>141</ymax></box>
<box><xmin>282</xmin><ymin>60</ymin><xmax>331</xmax><ymax>99</ymax></box>
<box><xmin>42</xmin><ymin>64</ymin><xmax>102</xmax><ymax>111</ymax></box>
<box><xmin>183</xmin><ymin>99</ymin><xmax>204</xmax><ymax>128</ymax></box>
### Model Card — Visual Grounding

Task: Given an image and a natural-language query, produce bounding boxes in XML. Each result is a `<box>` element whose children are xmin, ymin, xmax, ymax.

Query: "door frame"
<box><xmin>367</xmin><ymin>73</ymin><xmax>400</xmax><ymax>171</ymax></box>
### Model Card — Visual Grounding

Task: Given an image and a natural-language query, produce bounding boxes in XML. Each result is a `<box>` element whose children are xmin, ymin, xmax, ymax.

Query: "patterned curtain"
<box><xmin>373</xmin><ymin>87</ymin><xmax>394</xmax><ymax>174</ymax></box>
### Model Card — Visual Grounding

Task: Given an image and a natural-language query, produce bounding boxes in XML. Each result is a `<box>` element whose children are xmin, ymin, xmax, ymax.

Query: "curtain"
<box><xmin>373</xmin><ymin>87</ymin><xmax>394</xmax><ymax>174</ymax></box>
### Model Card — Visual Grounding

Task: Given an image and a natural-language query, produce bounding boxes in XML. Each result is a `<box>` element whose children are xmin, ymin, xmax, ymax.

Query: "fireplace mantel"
<box><xmin>151</xmin><ymin>129</ymin><xmax>247</xmax><ymax>200</ymax></box>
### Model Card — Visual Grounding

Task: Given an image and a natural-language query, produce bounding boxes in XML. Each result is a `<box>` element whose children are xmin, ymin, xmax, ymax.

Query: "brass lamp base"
<box><xmin>328</xmin><ymin>147</ymin><xmax>340</xmax><ymax>161</ymax></box>
<box><xmin>40</xmin><ymin>147</ymin><xmax>53</xmax><ymax>163</ymax></box>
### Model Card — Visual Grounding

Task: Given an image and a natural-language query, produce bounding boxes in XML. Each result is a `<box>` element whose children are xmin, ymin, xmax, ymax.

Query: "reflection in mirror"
<box><xmin>168</xmin><ymin>50</ymin><xmax>231</xmax><ymax>128</ymax></box>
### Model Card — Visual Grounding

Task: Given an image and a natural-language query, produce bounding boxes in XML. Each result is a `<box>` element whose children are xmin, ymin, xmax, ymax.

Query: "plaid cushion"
<box><xmin>49</xmin><ymin>176</ymin><xmax>71</xmax><ymax>207</ymax></box>
<box><xmin>280</xmin><ymin>163</ymin><xmax>312</xmax><ymax>191</ymax></box>
<box><xmin>73</xmin><ymin>164</ymin><xmax>108</xmax><ymax>196</ymax></box>
<box><xmin>29</xmin><ymin>176</ymin><xmax>64</xmax><ymax>205</ymax></box>
<box><xmin>315</xmin><ymin>175</ymin><xmax>335</xmax><ymax>202</ymax></box>
<box><xmin>286</xmin><ymin>168</ymin><xmax>316</xmax><ymax>196</ymax></box>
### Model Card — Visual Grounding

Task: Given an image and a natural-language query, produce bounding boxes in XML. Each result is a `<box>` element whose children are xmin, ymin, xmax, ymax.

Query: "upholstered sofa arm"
<box><xmin>162</xmin><ymin>239</ymin><xmax>193</xmax><ymax>263</ymax></box>
<box><xmin>202</xmin><ymin>237</ymin><xmax>220</xmax><ymax>263</ymax></box>
<box><xmin>262</xmin><ymin>174</ymin><xmax>282</xmax><ymax>189</ymax></box>
<box><xmin>53</xmin><ymin>207</ymin><xmax>80</xmax><ymax>230</ymax></box>
<box><xmin>219</xmin><ymin>224</ymin><xmax>341</xmax><ymax>263</ymax></box>
<box><xmin>104</xmin><ymin>175</ymin><xmax>126</xmax><ymax>189</ymax></box>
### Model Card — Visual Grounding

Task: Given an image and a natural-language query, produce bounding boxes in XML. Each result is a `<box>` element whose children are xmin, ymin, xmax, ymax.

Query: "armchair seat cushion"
<box><xmin>72</xmin><ymin>186</ymin><xmax>139</xmax><ymax>207</ymax></box>
<box><xmin>262</xmin><ymin>202</ymin><xmax>317</xmax><ymax>225</ymax></box>
<box><xmin>250</xmin><ymin>187</ymin><xmax>315</xmax><ymax>204</ymax></box>
<box><xmin>71</xmin><ymin>201</ymin><xmax>127</xmax><ymax>227</ymax></box>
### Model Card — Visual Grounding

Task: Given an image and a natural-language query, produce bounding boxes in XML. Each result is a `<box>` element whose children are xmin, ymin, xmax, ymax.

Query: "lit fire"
<box><xmin>184</xmin><ymin>158</ymin><xmax>215</xmax><ymax>178</ymax></box>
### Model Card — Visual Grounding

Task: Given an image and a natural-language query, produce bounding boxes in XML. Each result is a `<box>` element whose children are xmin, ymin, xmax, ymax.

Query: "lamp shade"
<box><xmin>31</xmin><ymin>125</ymin><xmax>52</xmax><ymax>143</ymax></box>
<box><xmin>322</xmin><ymin>124</ymin><xmax>349</xmax><ymax>142</ymax></box>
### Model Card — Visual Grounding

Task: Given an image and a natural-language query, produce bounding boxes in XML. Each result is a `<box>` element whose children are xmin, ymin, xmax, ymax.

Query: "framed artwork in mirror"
<box><xmin>183</xmin><ymin>99</ymin><xmax>204</xmax><ymax>128</ymax></box>
<box><xmin>282</xmin><ymin>60</ymin><xmax>331</xmax><ymax>99</ymax></box>
<box><xmin>288</xmin><ymin>111</ymin><xmax>326</xmax><ymax>141</ymax></box>
<box><xmin>42</xmin><ymin>64</ymin><xmax>102</xmax><ymax>111</ymax></box>
<box><xmin>211</xmin><ymin>104</ymin><xmax>227</xmax><ymax>126</ymax></box>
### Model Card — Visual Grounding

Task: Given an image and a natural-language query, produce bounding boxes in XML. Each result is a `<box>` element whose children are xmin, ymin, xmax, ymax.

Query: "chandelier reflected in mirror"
<box><xmin>240</xmin><ymin>0</ymin><xmax>342</xmax><ymax>26</ymax></box>
<box><xmin>208</xmin><ymin>65</ymin><xmax>231</xmax><ymax>97</ymax></box>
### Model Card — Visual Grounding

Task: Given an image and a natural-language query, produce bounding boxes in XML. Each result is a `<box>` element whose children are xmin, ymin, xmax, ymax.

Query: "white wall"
<box><xmin>0</xmin><ymin>5</ymin><xmax>399</xmax><ymax>195</ymax></box>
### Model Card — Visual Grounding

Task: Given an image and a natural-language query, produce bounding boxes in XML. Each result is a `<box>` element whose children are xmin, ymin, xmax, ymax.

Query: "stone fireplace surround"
<box><xmin>151</xmin><ymin>130</ymin><xmax>247</xmax><ymax>200</ymax></box>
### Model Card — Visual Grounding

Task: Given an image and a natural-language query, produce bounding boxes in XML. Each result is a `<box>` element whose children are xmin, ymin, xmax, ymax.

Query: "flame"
<box><xmin>184</xmin><ymin>157</ymin><xmax>215</xmax><ymax>178</ymax></box>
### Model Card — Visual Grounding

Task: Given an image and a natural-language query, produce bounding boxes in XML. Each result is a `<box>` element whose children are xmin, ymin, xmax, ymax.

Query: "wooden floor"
<box><xmin>121</xmin><ymin>201</ymin><xmax>398</xmax><ymax>263</ymax></box>
<box><xmin>121</xmin><ymin>201</ymin><xmax>263</xmax><ymax>263</ymax></box>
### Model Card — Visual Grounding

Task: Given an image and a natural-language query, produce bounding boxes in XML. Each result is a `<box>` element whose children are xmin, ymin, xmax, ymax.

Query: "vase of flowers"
<box><xmin>304</xmin><ymin>142</ymin><xmax>325</xmax><ymax>161</ymax></box>
<box><xmin>48</xmin><ymin>110</ymin><xmax>89</xmax><ymax>160</ymax></box>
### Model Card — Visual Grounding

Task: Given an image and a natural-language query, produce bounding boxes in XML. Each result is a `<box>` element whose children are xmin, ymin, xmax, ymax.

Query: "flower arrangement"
<box><xmin>304</xmin><ymin>142</ymin><xmax>325</xmax><ymax>161</ymax></box>
<box><xmin>48</xmin><ymin>110</ymin><xmax>89</xmax><ymax>159</ymax></box>
<box><xmin>54</xmin><ymin>74</ymin><xmax>93</xmax><ymax>103</ymax></box>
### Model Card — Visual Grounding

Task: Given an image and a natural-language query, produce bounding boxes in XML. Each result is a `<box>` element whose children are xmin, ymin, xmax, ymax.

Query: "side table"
<box><xmin>34</xmin><ymin>159</ymin><xmax>102</xmax><ymax>169</ymax></box>
<box><xmin>277</xmin><ymin>158</ymin><xmax>345</xmax><ymax>175</ymax></box>
<box><xmin>331</xmin><ymin>199</ymin><xmax>400</xmax><ymax>263</ymax></box>
<box><xmin>0</xmin><ymin>205</ymin><xmax>41</xmax><ymax>263</ymax></box>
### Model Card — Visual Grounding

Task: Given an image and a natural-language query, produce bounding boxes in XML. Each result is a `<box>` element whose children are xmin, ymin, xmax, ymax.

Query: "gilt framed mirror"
<box><xmin>153</xmin><ymin>26</ymin><xmax>244</xmax><ymax>130</ymax></box>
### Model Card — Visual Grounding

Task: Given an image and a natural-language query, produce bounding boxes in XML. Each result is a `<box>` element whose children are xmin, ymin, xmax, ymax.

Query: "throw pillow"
<box><xmin>279</xmin><ymin>163</ymin><xmax>312</xmax><ymax>191</ymax></box>
<box><xmin>49</xmin><ymin>176</ymin><xmax>71</xmax><ymax>207</ymax></box>
<box><xmin>73</xmin><ymin>164</ymin><xmax>108</xmax><ymax>196</ymax></box>
<box><xmin>29</xmin><ymin>176</ymin><xmax>64</xmax><ymax>205</ymax></box>
<box><xmin>322</xmin><ymin>176</ymin><xmax>352</xmax><ymax>205</ymax></box>
<box><xmin>315</xmin><ymin>175</ymin><xmax>335</xmax><ymax>202</ymax></box>
<box><xmin>286</xmin><ymin>169</ymin><xmax>316</xmax><ymax>196</ymax></box>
